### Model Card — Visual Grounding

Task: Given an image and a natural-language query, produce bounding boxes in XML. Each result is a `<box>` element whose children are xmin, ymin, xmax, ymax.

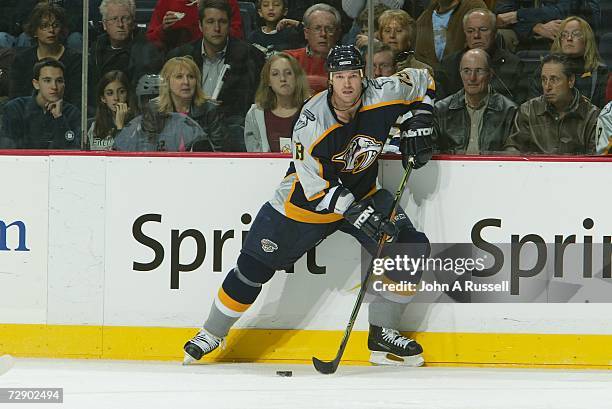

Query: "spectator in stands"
<box><xmin>167</xmin><ymin>0</ymin><xmax>265</xmax><ymax>151</ymax></box>
<box><xmin>378</xmin><ymin>9</ymin><xmax>432</xmax><ymax>75</ymax></box>
<box><xmin>494</xmin><ymin>0</ymin><xmax>600</xmax><ymax>52</ymax></box>
<box><xmin>244</xmin><ymin>52</ymin><xmax>310</xmax><ymax>152</ymax></box>
<box><xmin>343</xmin><ymin>3</ymin><xmax>389</xmax><ymax>50</ymax></box>
<box><xmin>414</xmin><ymin>0</ymin><xmax>487</xmax><ymax>69</ymax></box>
<box><xmin>11</xmin><ymin>0</ymin><xmax>84</xmax><ymax>51</ymax></box>
<box><xmin>0</xmin><ymin>0</ymin><xmax>21</xmax><ymax>48</ymax></box>
<box><xmin>436</xmin><ymin>8</ymin><xmax>524</xmax><ymax>102</ymax></box>
<box><xmin>342</xmin><ymin>0</ymin><xmax>427</xmax><ymax>28</ymax></box>
<box><xmin>0</xmin><ymin>58</ymin><xmax>81</xmax><ymax>149</ymax></box>
<box><xmin>285</xmin><ymin>0</ymin><xmax>351</xmax><ymax>35</ymax></box>
<box><xmin>147</xmin><ymin>0</ymin><xmax>243</xmax><ymax>52</ymax></box>
<box><xmin>247</xmin><ymin>0</ymin><xmax>303</xmax><ymax>54</ymax></box>
<box><xmin>88</xmin><ymin>70</ymin><xmax>133</xmax><ymax>151</ymax></box>
<box><xmin>9</xmin><ymin>3</ymin><xmax>82</xmax><ymax>106</ymax></box>
<box><xmin>370</xmin><ymin>43</ymin><xmax>398</xmax><ymax>78</ymax></box>
<box><xmin>596</xmin><ymin>101</ymin><xmax>611</xmax><ymax>153</ymax></box>
<box><xmin>505</xmin><ymin>53</ymin><xmax>600</xmax><ymax>154</ymax></box>
<box><xmin>122</xmin><ymin>56</ymin><xmax>226</xmax><ymax>151</ymax></box>
<box><xmin>283</xmin><ymin>4</ymin><xmax>342</xmax><ymax>93</ymax></box>
<box><xmin>90</xmin><ymin>0</ymin><xmax>163</xmax><ymax>100</ymax></box>
<box><xmin>528</xmin><ymin>16</ymin><xmax>608</xmax><ymax>108</ymax></box>
<box><xmin>434</xmin><ymin>49</ymin><xmax>518</xmax><ymax>154</ymax></box>
<box><xmin>607</xmin><ymin>74</ymin><xmax>612</xmax><ymax>102</ymax></box>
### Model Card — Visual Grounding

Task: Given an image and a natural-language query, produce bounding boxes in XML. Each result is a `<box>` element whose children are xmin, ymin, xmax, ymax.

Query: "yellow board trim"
<box><xmin>1</xmin><ymin>324</ymin><xmax>612</xmax><ymax>369</ymax></box>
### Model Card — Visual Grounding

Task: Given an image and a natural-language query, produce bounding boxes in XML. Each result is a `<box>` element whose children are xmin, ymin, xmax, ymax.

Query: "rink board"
<box><xmin>0</xmin><ymin>152</ymin><xmax>611</xmax><ymax>367</ymax></box>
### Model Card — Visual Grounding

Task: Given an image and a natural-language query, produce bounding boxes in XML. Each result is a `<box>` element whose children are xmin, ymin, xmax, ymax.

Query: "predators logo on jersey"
<box><xmin>332</xmin><ymin>135</ymin><xmax>383</xmax><ymax>174</ymax></box>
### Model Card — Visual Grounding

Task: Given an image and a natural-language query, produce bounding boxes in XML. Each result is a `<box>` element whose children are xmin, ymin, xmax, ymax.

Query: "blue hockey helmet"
<box><xmin>325</xmin><ymin>45</ymin><xmax>365</xmax><ymax>73</ymax></box>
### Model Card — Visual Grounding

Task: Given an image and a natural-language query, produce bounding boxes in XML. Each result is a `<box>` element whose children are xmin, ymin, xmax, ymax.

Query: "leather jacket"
<box><xmin>433</xmin><ymin>89</ymin><xmax>518</xmax><ymax>153</ymax></box>
<box><xmin>505</xmin><ymin>89</ymin><xmax>600</xmax><ymax>154</ymax></box>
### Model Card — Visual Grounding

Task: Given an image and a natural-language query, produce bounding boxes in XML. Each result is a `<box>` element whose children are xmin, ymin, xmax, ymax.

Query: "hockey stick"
<box><xmin>312</xmin><ymin>159</ymin><xmax>415</xmax><ymax>374</ymax></box>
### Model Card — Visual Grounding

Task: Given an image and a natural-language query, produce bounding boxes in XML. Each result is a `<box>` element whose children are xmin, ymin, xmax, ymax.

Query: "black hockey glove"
<box><xmin>399</xmin><ymin>114</ymin><xmax>434</xmax><ymax>169</ymax></box>
<box><xmin>344</xmin><ymin>197</ymin><xmax>398</xmax><ymax>242</ymax></box>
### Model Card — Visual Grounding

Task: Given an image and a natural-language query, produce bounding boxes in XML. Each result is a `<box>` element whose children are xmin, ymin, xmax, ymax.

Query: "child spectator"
<box><xmin>247</xmin><ymin>0</ymin><xmax>303</xmax><ymax>54</ymax></box>
<box><xmin>88</xmin><ymin>70</ymin><xmax>133</xmax><ymax>151</ymax></box>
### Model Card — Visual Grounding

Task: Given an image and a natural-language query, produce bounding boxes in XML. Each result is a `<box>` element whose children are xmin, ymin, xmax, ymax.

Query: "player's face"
<box><xmin>372</xmin><ymin>50</ymin><xmax>396</xmax><ymax>78</ymax></box>
<box><xmin>258</xmin><ymin>0</ymin><xmax>286</xmax><ymax>24</ymax></box>
<box><xmin>101</xmin><ymin>80</ymin><xmax>128</xmax><ymax>112</ymax></box>
<box><xmin>459</xmin><ymin>52</ymin><xmax>491</xmax><ymax>98</ymax></box>
<box><xmin>304</xmin><ymin>11</ymin><xmax>340</xmax><ymax>57</ymax></box>
<box><xmin>464</xmin><ymin>12</ymin><xmax>495</xmax><ymax>51</ymax></box>
<box><xmin>331</xmin><ymin>69</ymin><xmax>362</xmax><ymax>106</ymax></box>
<box><xmin>103</xmin><ymin>4</ymin><xmax>134</xmax><ymax>44</ymax></box>
<box><xmin>560</xmin><ymin>20</ymin><xmax>586</xmax><ymax>57</ymax></box>
<box><xmin>200</xmin><ymin>8</ymin><xmax>230</xmax><ymax>50</ymax></box>
<box><xmin>541</xmin><ymin>62</ymin><xmax>574</xmax><ymax>108</ymax></box>
<box><xmin>381</xmin><ymin>20</ymin><xmax>411</xmax><ymax>52</ymax></box>
<box><xmin>33</xmin><ymin>66</ymin><xmax>65</xmax><ymax>103</ymax></box>
<box><xmin>169</xmin><ymin>65</ymin><xmax>197</xmax><ymax>102</ymax></box>
<box><xmin>36</xmin><ymin>15</ymin><xmax>62</xmax><ymax>47</ymax></box>
<box><xmin>269</xmin><ymin>57</ymin><xmax>296</xmax><ymax>98</ymax></box>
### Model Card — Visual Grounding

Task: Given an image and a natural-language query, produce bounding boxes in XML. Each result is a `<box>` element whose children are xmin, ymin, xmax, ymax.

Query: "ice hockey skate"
<box><xmin>183</xmin><ymin>328</ymin><xmax>224</xmax><ymax>365</ymax></box>
<box><xmin>367</xmin><ymin>325</ymin><xmax>424</xmax><ymax>366</ymax></box>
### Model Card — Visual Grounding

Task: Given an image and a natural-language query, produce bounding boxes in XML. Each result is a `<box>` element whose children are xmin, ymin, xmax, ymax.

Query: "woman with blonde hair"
<box><xmin>145</xmin><ymin>56</ymin><xmax>226</xmax><ymax>149</ymax></box>
<box><xmin>115</xmin><ymin>56</ymin><xmax>226</xmax><ymax>151</ymax></box>
<box><xmin>244</xmin><ymin>52</ymin><xmax>310</xmax><ymax>152</ymax></box>
<box><xmin>377</xmin><ymin>9</ymin><xmax>432</xmax><ymax>75</ymax></box>
<box><xmin>530</xmin><ymin>16</ymin><xmax>609</xmax><ymax>108</ymax></box>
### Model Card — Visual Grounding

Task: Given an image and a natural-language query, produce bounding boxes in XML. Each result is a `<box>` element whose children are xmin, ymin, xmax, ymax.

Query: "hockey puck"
<box><xmin>276</xmin><ymin>370</ymin><xmax>293</xmax><ymax>377</ymax></box>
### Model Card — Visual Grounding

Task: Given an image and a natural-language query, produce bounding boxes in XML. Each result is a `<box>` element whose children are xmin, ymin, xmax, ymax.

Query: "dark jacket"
<box><xmin>0</xmin><ymin>96</ymin><xmax>81</xmax><ymax>149</ymax></box>
<box><xmin>505</xmin><ymin>90</ymin><xmax>600</xmax><ymax>154</ymax></box>
<box><xmin>166</xmin><ymin>37</ymin><xmax>266</xmax><ymax>121</ymax></box>
<box><xmin>434</xmin><ymin>89</ymin><xmax>518</xmax><ymax>153</ymax></box>
<box><xmin>89</xmin><ymin>27</ymin><xmax>164</xmax><ymax>95</ymax></box>
<box><xmin>414</xmin><ymin>0</ymin><xmax>487</xmax><ymax>68</ymax></box>
<box><xmin>494</xmin><ymin>0</ymin><xmax>600</xmax><ymax>40</ymax></box>
<box><xmin>9</xmin><ymin>46</ymin><xmax>82</xmax><ymax>106</ymax></box>
<box><xmin>142</xmin><ymin>98</ymin><xmax>227</xmax><ymax>151</ymax></box>
<box><xmin>436</xmin><ymin>46</ymin><xmax>525</xmax><ymax>103</ymax></box>
<box><xmin>528</xmin><ymin>58</ymin><xmax>609</xmax><ymax>108</ymax></box>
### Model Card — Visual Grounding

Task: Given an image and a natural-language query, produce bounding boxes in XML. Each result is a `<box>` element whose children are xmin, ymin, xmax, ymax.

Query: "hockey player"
<box><xmin>596</xmin><ymin>101</ymin><xmax>611</xmax><ymax>154</ymax></box>
<box><xmin>184</xmin><ymin>45</ymin><xmax>435</xmax><ymax>366</ymax></box>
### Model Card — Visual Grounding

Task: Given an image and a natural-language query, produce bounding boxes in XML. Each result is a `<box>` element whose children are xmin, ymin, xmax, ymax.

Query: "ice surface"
<box><xmin>1</xmin><ymin>358</ymin><xmax>611</xmax><ymax>409</ymax></box>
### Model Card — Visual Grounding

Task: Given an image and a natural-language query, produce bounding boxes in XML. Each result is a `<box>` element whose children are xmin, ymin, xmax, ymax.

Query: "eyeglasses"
<box><xmin>39</xmin><ymin>22</ymin><xmax>61</xmax><ymax>30</ymax></box>
<box><xmin>460</xmin><ymin>68</ymin><xmax>490</xmax><ymax>77</ymax></box>
<box><xmin>104</xmin><ymin>15</ymin><xmax>133</xmax><ymax>26</ymax></box>
<box><xmin>307</xmin><ymin>25</ymin><xmax>337</xmax><ymax>35</ymax></box>
<box><xmin>560</xmin><ymin>30</ymin><xmax>584</xmax><ymax>40</ymax></box>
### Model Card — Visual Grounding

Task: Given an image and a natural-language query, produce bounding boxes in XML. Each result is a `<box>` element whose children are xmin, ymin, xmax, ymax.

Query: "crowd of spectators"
<box><xmin>0</xmin><ymin>0</ymin><xmax>610</xmax><ymax>155</ymax></box>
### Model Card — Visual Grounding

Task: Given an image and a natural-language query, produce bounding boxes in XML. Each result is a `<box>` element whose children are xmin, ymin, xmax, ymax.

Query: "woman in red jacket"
<box><xmin>146</xmin><ymin>0</ymin><xmax>243</xmax><ymax>52</ymax></box>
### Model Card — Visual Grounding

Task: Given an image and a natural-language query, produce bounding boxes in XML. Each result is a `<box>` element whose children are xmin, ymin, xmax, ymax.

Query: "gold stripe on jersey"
<box><xmin>283</xmin><ymin>174</ymin><xmax>343</xmax><ymax>224</ymax></box>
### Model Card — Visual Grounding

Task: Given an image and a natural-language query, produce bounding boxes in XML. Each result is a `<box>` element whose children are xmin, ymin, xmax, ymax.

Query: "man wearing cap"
<box><xmin>183</xmin><ymin>45</ymin><xmax>436</xmax><ymax>367</ymax></box>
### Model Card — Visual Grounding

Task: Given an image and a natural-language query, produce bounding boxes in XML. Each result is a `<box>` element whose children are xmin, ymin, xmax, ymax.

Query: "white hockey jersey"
<box><xmin>268</xmin><ymin>68</ymin><xmax>435</xmax><ymax>224</ymax></box>
<box><xmin>596</xmin><ymin>101</ymin><xmax>612</xmax><ymax>154</ymax></box>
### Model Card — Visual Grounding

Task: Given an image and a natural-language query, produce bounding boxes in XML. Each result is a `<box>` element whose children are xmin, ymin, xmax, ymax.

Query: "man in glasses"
<box><xmin>90</xmin><ymin>0</ymin><xmax>163</xmax><ymax>96</ymax></box>
<box><xmin>505</xmin><ymin>53</ymin><xmax>600</xmax><ymax>154</ymax></box>
<box><xmin>433</xmin><ymin>48</ymin><xmax>518</xmax><ymax>154</ymax></box>
<box><xmin>436</xmin><ymin>8</ymin><xmax>523</xmax><ymax>102</ymax></box>
<box><xmin>284</xmin><ymin>3</ymin><xmax>342</xmax><ymax>93</ymax></box>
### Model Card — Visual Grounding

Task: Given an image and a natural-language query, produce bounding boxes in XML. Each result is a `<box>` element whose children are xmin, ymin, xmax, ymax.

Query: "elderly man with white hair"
<box><xmin>90</xmin><ymin>0</ymin><xmax>163</xmax><ymax>96</ymax></box>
